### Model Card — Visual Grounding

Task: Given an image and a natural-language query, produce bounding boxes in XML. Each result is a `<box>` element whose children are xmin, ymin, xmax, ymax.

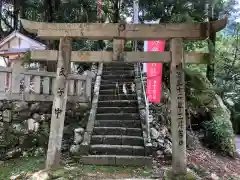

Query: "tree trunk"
<box><xmin>19</xmin><ymin>0</ymin><xmax>27</xmax><ymax>33</ymax></box>
<box><xmin>53</xmin><ymin>0</ymin><xmax>61</xmax><ymax>21</ymax></box>
<box><xmin>52</xmin><ymin>0</ymin><xmax>60</xmax><ymax>49</ymax></box>
<box><xmin>0</xmin><ymin>0</ymin><xmax>4</xmax><ymax>38</ymax></box>
<box><xmin>112</xmin><ymin>0</ymin><xmax>120</xmax><ymax>23</ymax></box>
<box><xmin>206</xmin><ymin>28</ymin><xmax>216</xmax><ymax>84</ymax></box>
<box><xmin>206</xmin><ymin>0</ymin><xmax>216</xmax><ymax>84</ymax></box>
<box><xmin>13</xmin><ymin>0</ymin><xmax>20</xmax><ymax>30</ymax></box>
<box><xmin>43</xmin><ymin>0</ymin><xmax>55</xmax><ymax>25</ymax></box>
<box><xmin>43</xmin><ymin>0</ymin><xmax>58</xmax><ymax>71</ymax></box>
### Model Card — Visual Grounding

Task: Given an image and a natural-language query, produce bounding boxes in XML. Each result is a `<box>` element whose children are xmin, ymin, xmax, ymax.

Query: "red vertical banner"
<box><xmin>146</xmin><ymin>40</ymin><xmax>165</xmax><ymax>103</ymax></box>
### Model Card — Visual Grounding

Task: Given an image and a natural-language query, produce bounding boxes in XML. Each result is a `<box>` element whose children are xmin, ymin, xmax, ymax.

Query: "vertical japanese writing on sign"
<box><xmin>176</xmin><ymin>65</ymin><xmax>185</xmax><ymax>146</ymax></box>
<box><xmin>146</xmin><ymin>40</ymin><xmax>166</xmax><ymax>103</ymax></box>
<box><xmin>153</xmin><ymin>80</ymin><xmax>156</xmax><ymax>100</ymax></box>
<box><xmin>151</xmin><ymin>63</ymin><xmax>157</xmax><ymax>76</ymax></box>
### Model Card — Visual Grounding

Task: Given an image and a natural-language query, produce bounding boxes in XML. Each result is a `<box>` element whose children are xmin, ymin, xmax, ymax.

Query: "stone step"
<box><xmin>100</xmin><ymin>80</ymin><xmax>136</xmax><ymax>85</ymax></box>
<box><xmin>90</xmin><ymin>144</ymin><xmax>145</xmax><ymax>156</ymax></box>
<box><xmin>82</xmin><ymin>155</ymin><xmax>152</xmax><ymax>167</ymax></box>
<box><xmin>103</xmin><ymin>69</ymin><xmax>134</xmax><ymax>73</ymax></box>
<box><xmin>103</xmin><ymin>66</ymin><xmax>134</xmax><ymax>70</ymax></box>
<box><xmin>91</xmin><ymin>135</ymin><xmax>144</xmax><ymax>146</ymax></box>
<box><xmin>102</xmin><ymin>70</ymin><xmax>134</xmax><ymax>76</ymax></box>
<box><xmin>100</xmin><ymin>83</ymin><xmax>136</xmax><ymax>90</ymax></box>
<box><xmin>93</xmin><ymin>127</ymin><xmax>142</xmax><ymax>136</ymax></box>
<box><xmin>101</xmin><ymin>75</ymin><xmax>135</xmax><ymax>81</ymax></box>
<box><xmin>100</xmin><ymin>81</ymin><xmax>135</xmax><ymax>86</ymax></box>
<box><xmin>99</xmin><ymin>89</ymin><xmax>135</xmax><ymax>95</ymax></box>
<box><xmin>96</xmin><ymin>113</ymin><xmax>140</xmax><ymax>120</ymax></box>
<box><xmin>103</xmin><ymin>62</ymin><xmax>134</xmax><ymax>66</ymax></box>
<box><xmin>94</xmin><ymin>120</ymin><xmax>141</xmax><ymax>128</ymax></box>
<box><xmin>103</xmin><ymin>63</ymin><xmax>134</xmax><ymax>67</ymax></box>
<box><xmin>98</xmin><ymin>94</ymin><xmax>137</xmax><ymax>101</ymax></box>
<box><xmin>100</xmin><ymin>83</ymin><xmax>136</xmax><ymax>94</ymax></box>
<box><xmin>103</xmin><ymin>64</ymin><xmax>134</xmax><ymax>69</ymax></box>
<box><xmin>97</xmin><ymin>106</ymin><xmax>138</xmax><ymax>113</ymax></box>
<box><xmin>100</xmin><ymin>81</ymin><xmax>135</xmax><ymax>85</ymax></box>
<box><xmin>98</xmin><ymin>100</ymin><xmax>138</xmax><ymax>107</ymax></box>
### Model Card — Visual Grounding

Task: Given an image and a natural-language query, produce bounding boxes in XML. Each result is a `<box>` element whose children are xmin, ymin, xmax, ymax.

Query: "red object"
<box><xmin>146</xmin><ymin>40</ymin><xmax>165</xmax><ymax>103</ymax></box>
<box><xmin>97</xmin><ymin>0</ymin><xmax>102</xmax><ymax>20</ymax></box>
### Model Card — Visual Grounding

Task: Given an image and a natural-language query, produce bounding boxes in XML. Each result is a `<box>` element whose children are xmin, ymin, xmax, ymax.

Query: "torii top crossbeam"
<box><xmin>20</xmin><ymin>18</ymin><xmax>227</xmax><ymax>64</ymax></box>
<box><xmin>20</xmin><ymin>18</ymin><xmax>227</xmax><ymax>40</ymax></box>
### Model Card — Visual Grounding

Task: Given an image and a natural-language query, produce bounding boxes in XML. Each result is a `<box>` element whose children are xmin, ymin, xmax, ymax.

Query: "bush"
<box><xmin>203</xmin><ymin>116</ymin><xmax>235</xmax><ymax>156</ymax></box>
<box><xmin>185</xmin><ymin>70</ymin><xmax>236</xmax><ymax>155</ymax></box>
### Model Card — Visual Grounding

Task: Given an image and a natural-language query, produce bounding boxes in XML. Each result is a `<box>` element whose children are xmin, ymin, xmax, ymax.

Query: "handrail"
<box><xmin>136</xmin><ymin>63</ymin><xmax>151</xmax><ymax>143</ymax></box>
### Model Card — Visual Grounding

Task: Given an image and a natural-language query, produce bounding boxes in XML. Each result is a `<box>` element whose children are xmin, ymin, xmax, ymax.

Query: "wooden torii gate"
<box><xmin>21</xmin><ymin>17</ymin><xmax>227</xmax><ymax>174</ymax></box>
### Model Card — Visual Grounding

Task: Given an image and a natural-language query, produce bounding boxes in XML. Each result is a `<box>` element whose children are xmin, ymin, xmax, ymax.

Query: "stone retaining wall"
<box><xmin>134</xmin><ymin>69</ymin><xmax>173</xmax><ymax>159</ymax></box>
<box><xmin>0</xmin><ymin>100</ymin><xmax>90</xmax><ymax>160</ymax></box>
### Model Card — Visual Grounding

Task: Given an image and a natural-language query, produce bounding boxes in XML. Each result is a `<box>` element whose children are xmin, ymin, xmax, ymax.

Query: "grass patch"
<box><xmin>0</xmin><ymin>156</ymin><xmax>45</xmax><ymax>180</ymax></box>
<box><xmin>52</xmin><ymin>165</ymin><xmax>153</xmax><ymax>179</ymax></box>
<box><xmin>0</xmin><ymin>157</ymin><xmax>153</xmax><ymax>180</ymax></box>
<box><xmin>82</xmin><ymin>165</ymin><xmax>152</xmax><ymax>177</ymax></box>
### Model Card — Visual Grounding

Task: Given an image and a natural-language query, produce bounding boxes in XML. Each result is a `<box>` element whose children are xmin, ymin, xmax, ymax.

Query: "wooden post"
<box><xmin>11</xmin><ymin>60</ymin><xmax>23</xmax><ymax>94</ymax></box>
<box><xmin>46</xmin><ymin>37</ymin><xmax>72</xmax><ymax>169</ymax></box>
<box><xmin>170</xmin><ymin>38</ymin><xmax>187</xmax><ymax>175</ymax></box>
<box><xmin>0</xmin><ymin>71</ymin><xmax>6</xmax><ymax>94</ymax></box>
<box><xmin>113</xmin><ymin>39</ymin><xmax>124</xmax><ymax>61</ymax></box>
<box><xmin>113</xmin><ymin>21</ymin><xmax>125</xmax><ymax>61</ymax></box>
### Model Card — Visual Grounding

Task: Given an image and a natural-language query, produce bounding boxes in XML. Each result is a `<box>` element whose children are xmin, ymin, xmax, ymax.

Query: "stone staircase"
<box><xmin>82</xmin><ymin>63</ymin><xmax>152</xmax><ymax>167</ymax></box>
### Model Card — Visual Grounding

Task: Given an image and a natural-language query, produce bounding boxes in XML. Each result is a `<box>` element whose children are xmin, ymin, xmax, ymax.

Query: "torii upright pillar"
<box><xmin>46</xmin><ymin>37</ymin><xmax>72</xmax><ymax>169</ymax></box>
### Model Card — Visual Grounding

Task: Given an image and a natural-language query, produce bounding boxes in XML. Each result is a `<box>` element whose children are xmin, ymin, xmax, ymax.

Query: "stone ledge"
<box><xmin>82</xmin><ymin>155</ymin><xmax>152</xmax><ymax>167</ymax></box>
<box><xmin>82</xmin><ymin>155</ymin><xmax>116</xmax><ymax>165</ymax></box>
<box><xmin>115</xmin><ymin>156</ymin><xmax>152</xmax><ymax>167</ymax></box>
<box><xmin>134</xmin><ymin>66</ymin><xmax>153</xmax><ymax>156</ymax></box>
<box><xmin>81</xmin><ymin>63</ymin><xmax>103</xmax><ymax>155</ymax></box>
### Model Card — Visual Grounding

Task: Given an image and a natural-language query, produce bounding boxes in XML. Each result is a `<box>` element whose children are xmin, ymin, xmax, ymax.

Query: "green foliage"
<box><xmin>0</xmin><ymin>157</ymin><xmax>152</xmax><ymax>180</ymax></box>
<box><xmin>213</xmin><ymin>27</ymin><xmax>240</xmax><ymax>134</ymax></box>
<box><xmin>22</xmin><ymin>51</ymin><xmax>32</xmax><ymax>66</ymax></box>
<box><xmin>183</xmin><ymin>15</ymin><xmax>240</xmax><ymax>135</ymax></box>
<box><xmin>203</xmin><ymin>117</ymin><xmax>235</xmax><ymax>155</ymax></box>
<box><xmin>185</xmin><ymin>69</ymin><xmax>236</xmax><ymax>155</ymax></box>
<box><xmin>0</xmin><ymin>156</ymin><xmax>44</xmax><ymax>179</ymax></box>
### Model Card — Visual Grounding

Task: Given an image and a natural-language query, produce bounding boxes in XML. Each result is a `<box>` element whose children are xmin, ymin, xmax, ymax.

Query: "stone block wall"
<box><xmin>0</xmin><ymin>100</ymin><xmax>90</xmax><ymax>160</ymax></box>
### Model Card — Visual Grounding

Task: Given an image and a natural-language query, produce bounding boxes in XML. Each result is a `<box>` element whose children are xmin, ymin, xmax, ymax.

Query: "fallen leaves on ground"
<box><xmin>187</xmin><ymin>147</ymin><xmax>240</xmax><ymax>179</ymax></box>
<box><xmin>155</xmin><ymin>146</ymin><xmax>240</xmax><ymax>179</ymax></box>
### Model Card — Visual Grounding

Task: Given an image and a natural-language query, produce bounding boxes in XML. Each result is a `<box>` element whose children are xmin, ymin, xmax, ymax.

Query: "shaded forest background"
<box><xmin>1</xmin><ymin>0</ymin><xmax>240</xmax><ymax>135</ymax></box>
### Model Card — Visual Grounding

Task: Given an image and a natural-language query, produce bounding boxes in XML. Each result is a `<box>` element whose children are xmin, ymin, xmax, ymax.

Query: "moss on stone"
<box><xmin>185</xmin><ymin>69</ymin><xmax>236</xmax><ymax>155</ymax></box>
<box><xmin>164</xmin><ymin>169</ymin><xmax>199</xmax><ymax>180</ymax></box>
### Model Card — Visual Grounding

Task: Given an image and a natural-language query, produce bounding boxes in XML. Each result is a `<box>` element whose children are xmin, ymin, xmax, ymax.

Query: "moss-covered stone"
<box><xmin>0</xmin><ymin>100</ymin><xmax>90</xmax><ymax>160</ymax></box>
<box><xmin>164</xmin><ymin>169</ymin><xmax>200</xmax><ymax>180</ymax></box>
<box><xmin>185</xmin><ymin>69</ymin><xmax>236</xmax><ymax>155</ymax></box>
